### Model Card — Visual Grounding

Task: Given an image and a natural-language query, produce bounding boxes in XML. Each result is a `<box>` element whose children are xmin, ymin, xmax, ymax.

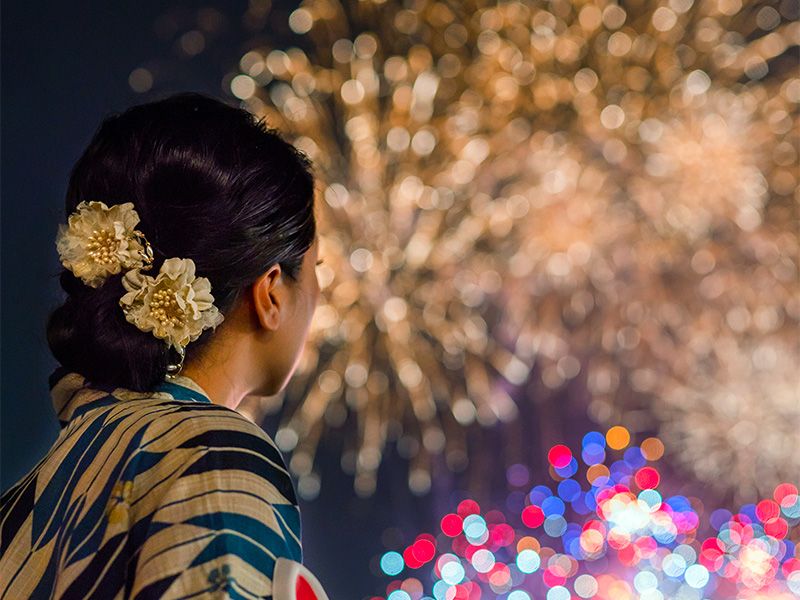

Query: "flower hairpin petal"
<box><xmin>119</xmin><ymin>257</ymin><xmax>225</xmax><ymax>354</ymax></box>
<box><xmin>55</xmin><ymin>200</ymin><xmax>154</xmax><ymax>288</ymax></box>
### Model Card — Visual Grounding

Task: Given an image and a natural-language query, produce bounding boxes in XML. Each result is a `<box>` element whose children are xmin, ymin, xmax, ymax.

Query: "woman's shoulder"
<box><xmin>125</xmin><ymin>400</ymin><xmax>304</xmax><ymax>592</ymax></box>
<box><xmin>132</xmin><ymin>398</ymin><xmax>299</xmax><ymax>507</ymax></box>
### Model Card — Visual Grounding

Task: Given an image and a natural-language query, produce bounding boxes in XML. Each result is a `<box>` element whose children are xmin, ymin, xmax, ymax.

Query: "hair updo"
<box><xmin>46</xmin><ymin>91</ymin><xmax>317</xmax><ymax>391</ymax></box>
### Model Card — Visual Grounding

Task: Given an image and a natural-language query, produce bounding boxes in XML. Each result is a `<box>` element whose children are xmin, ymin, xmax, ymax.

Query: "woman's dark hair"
<box><xmin>46</xmin><ymin>92</ymin><xmax>317</xmax><ymax>391</ymax></box>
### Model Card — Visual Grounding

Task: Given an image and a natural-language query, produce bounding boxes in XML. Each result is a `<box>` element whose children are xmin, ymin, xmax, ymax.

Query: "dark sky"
<box><xmin>1</xmin><ymin>2</ymin><xmax>226</xmax><ymax>479</ymax></box>
<box><xmin>1</xmin><ymin>2</ymin><xmax>438</xmax><ymax>597</ymax></box>
<box><xmin>2</xmin><ymin>1</ymin><xmax>188</xmax><ymax>485</ymax></box>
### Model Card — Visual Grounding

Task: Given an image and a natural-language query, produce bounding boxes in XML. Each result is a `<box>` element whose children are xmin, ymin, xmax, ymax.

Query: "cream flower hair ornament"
<box><xmin>55</xmin><ymin>200</ymin><xmax>224</xmax><ymax>376</ymax></box>
<box><xmin>119</xmin><ymin>257</ymin><xmax>224</xmax><ymax>365</ymax></box>
<box><xmin>55</xmin><ymin>200</ymin><xmax>154</xmax><ymax>288</ymax></box>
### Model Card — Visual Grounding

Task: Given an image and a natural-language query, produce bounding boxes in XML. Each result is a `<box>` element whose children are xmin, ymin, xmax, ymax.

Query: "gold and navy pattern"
<box><xmin>0</xmin><ymin>366</ymin><xmax>301</xmax><ymax>599</ymax></box>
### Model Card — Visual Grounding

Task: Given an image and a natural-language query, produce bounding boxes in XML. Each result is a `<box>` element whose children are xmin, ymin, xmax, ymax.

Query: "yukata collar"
<box><xmin>48</xmin><ymin>365</ymin><xmax>213</xmax><ymax>429</ymax></box>
<box><xmin>154</xmin><ymin>373</ymin><xmax>213</xmax><ymax>405</ymax></box>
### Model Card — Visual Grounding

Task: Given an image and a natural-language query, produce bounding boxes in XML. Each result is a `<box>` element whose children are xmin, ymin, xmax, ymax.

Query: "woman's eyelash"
<box><xmin>316</xmin><ymin>259</ymin><xmax>324</xmax><ymax>266</ymax></box>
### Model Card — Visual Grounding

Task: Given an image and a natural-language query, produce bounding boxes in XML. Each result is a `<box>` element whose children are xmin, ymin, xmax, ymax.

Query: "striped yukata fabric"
<box><xmin>0</xmin><ymin>365</ymin><xmax>302</xmax><ymax>599</ymax></box>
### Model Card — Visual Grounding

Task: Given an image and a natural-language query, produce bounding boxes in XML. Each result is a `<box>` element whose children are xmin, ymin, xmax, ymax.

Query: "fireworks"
<box><xmin>375</xmin><ymin>429</ymin><xmax>800</xmax><ymax>599</ymax></box>
<box><xmin>654</xmin><ymin>335</ymin><xmax>800</xmax><ymax>501</ymax></box>
<box><xmin>142</xmin><ymin>0</ymin><xmax>800</xmax><ymax>498</ymax></box>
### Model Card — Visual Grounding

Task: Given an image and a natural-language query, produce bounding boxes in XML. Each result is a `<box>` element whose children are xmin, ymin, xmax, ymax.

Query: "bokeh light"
<box><xmin>377</xmin><ymin>432</ymin><xmax>800</xmax><ymax>598</ymax></box>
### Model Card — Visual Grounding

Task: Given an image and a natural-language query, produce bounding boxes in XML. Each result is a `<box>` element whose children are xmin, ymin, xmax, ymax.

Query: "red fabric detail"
<box><xmin>296</xmin><ymin>574</ymin><xmax>318</xmax><ymax>600</ymax></box>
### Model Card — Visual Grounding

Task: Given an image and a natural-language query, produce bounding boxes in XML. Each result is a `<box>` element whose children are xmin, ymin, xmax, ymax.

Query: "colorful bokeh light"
<box><xmin>376</xmin><ymin>429</ymin><xmax>800</xmax><ymax>599</ymax></box>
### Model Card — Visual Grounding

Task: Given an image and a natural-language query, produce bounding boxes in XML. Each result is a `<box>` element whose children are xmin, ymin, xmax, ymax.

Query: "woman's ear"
<box><xmin>251</xmin><ymin>265</ymin><xmax>283</xmax><ymax>331</ymax></box>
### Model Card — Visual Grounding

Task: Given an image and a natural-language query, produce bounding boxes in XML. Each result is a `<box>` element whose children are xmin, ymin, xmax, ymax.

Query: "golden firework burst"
<box><xmin>143</xmin><ymin>0</ymin><xmax>799</xmax><ymax>499</ymax></box>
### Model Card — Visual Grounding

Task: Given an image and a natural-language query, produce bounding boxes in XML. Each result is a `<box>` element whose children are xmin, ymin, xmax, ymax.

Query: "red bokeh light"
<box><xmin>548</xmin><ymin>444</ymin><xmax>572</xmax><ymax>469</ymax></box>
<box><xmin>756</xmin><ymin>499</ymin><xmax>780</xmax><ymax>523</ymax></box>
<box><xmin>521</xmin><ymin>505</ymin><xmax>545</xmax><ymax>528</ymax></box>
<box><xmin>634</xmin><ymin>466</ymin><xmax>660</xmax><ymax>489</ymax></box>
<box><xmin>412</xmin><ymin>538</ymin><xmax>436</xmax><ymax>563</ymax></box>
<box><xmin>774</xmin><ymin>483</ymin><xmax>798</xmax><ymax>504</ymax></box>
<box><xmin>457</xmin><ymin>500</ymin><xmax>481</xmax><ymax>518</ymax></box>
<box><xmin>441</xmin><ymin>513</ymin><xmax>463</xmax><ymax>537</ymax></box>
<box><xmin>764</xmin><ymin>517</ymin><xmax>789</xmax><ymax>539</ymax></box>
<box><xmin>403</xmin><ymin>545</ymin><xmax>423</xmax><ymax>569</ymax></box>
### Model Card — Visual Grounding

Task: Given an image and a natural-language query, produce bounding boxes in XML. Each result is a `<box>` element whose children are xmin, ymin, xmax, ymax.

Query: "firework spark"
<box><xmin>142</xmin><ymin>0</ymin><xmax>799</xmax><ymax>498</ymax></box>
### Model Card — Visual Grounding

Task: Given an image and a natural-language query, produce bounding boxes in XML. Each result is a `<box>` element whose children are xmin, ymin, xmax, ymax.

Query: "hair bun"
<box><xmin>46</xmin><ymin>275</ymin><xmax>170</xmax><ymax>390</ymax></box>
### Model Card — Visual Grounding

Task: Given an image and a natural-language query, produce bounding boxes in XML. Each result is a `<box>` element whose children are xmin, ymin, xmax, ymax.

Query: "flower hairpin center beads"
<box><xmin>150</xmin><ymin>286</ymin><xmax>187</xmax><ymax>329</ymax></box>
<box><xmin>86</xmin><ymin>227</ymin><xmax>122</xmax><ymax>266</ymax></box>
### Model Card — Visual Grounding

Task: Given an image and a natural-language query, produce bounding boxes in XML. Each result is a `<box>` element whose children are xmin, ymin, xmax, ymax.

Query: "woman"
<box><xmin>0</xmin><ymin>92</ymin><xmax>328</xmax><ymax>599</ymax></box>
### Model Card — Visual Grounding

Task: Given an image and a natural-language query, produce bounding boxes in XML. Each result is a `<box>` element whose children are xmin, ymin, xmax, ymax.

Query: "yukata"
<box><xmin>0</xmin><ymin>365</ymin><xmax>302</xmax><ymax>599</ymax></box>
